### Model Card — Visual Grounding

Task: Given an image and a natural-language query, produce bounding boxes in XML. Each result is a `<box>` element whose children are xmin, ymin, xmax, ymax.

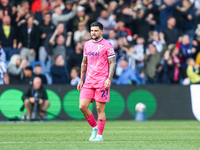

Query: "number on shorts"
<box><xmin>101</xmin><ymin>89</ymin><xmax>108</xmax><ymax>97</ymax></box>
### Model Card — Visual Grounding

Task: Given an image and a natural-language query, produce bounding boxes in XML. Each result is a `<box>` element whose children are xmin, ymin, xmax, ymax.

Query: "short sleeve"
<box><xmin>83</xmin><ymin>42</ymin><xmax>87</xmax><ymax>56</ymax></box>
<box><xmin>107</xmin><ymin>42</ymin><xmax>115</xmax><ymax>58</ymax></box>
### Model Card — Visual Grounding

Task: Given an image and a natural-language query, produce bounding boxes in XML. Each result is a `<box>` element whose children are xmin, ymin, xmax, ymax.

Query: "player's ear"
<box><xmin>101</xmin><ymin>29</ymin><xmax>103</xmax><ymax>35</ymax></box>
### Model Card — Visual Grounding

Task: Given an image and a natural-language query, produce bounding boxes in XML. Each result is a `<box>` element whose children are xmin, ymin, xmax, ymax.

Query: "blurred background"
<box><xmin>0</xmin><ymin>0</ymin><xmax>200</xmax><ymax>121</ymax></box>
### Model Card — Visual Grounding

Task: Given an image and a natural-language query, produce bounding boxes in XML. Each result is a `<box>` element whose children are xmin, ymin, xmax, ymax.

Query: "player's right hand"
<box><xmin>77</xmin><ymin>81</ymin><xmax>83</xmax><ymax>91</ymax></box>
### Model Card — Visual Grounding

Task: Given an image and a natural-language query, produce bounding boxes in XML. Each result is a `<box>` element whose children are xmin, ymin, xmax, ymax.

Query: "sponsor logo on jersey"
<box><xmin>88</xmin><ymin>51</ymin><xmax>100</xmax><ymax>56</ymax></box>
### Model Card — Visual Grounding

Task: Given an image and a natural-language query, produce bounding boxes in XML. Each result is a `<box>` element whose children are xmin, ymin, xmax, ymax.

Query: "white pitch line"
<box><xmin>0</xmin><ymin>141</ymin><xmax>197</xmax><ymax>144</ymax></box>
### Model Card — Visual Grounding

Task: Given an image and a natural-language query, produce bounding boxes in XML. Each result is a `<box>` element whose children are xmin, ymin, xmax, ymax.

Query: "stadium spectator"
<box><xmin>18</xmin><ymin>15</ymin><xmax>39</xmax><ymax>62</ymax></box>
<box><xmin>51</xmin><ymin>55</ymin><xmax>69</xmax><ymax>84</ymax></box>
<box><xmin>70</xmin><ymin>67</ymin><xmax>80</xmax><ymax>86</ymax></box>
<box><xmin>115</xmin><ymin>19</ymin><xmax>133</xmax><ymax>42</ymax></box>
<box><xmin>62</xmin><ymin>0</ymin><xmax>74</xmax><ymax>31</ymax></box>
<box><xmin>62</xmin><ymin>0</ymin><xmax>73</xmax><ymax>14</ymax></box>
<box><xmin>131</xmin><ymin>37</ymin><xmax>145</xmax><ymax>73</ymax></box>
<box><xmin>80</xmin><ymin>32</ymin><xmax>91</xmax><ymax>45</ymax></box>
<box><xmin>49</xmin><ymin>28</ymin><xmax>72</xmax><ymax>63</ymax></box>
<box><xmin>22</xmin><ymin>66</ymin><xmax>35</xmax><ymax>85</ymax></box>
<box><xmin>140</xmin><ymin>34</ymin><xmax>166</xmax><ymax>84</ymax></box>
<box><xmin>22</xmin><ymin>77</ymin><xmax>50</xmax><ymax>120</ymax></box>
<box><xmin>115</xmin><ymin>37</ymin><xmax>129</xmax><ymax>77</ymax></box>
<box><xmin>49</xmin><ymin>0</ymin><xmax>57</xmax><ymax>14</ymax></box>
<box><xmin>174</xmin><ymin>0</ymin><xmax>196</xmax><ymax>43</ymax></box>
<box><xmin>162</xmin><ymin>17</ymin><xmax>179</xmax><ymax>46</ymax></box>
<box><xmin>35</xmin><ymin>0</ymin><xmax>50</xmax><ymax>23</ymax></box>
<box><xmin>186</xmin><ymin>58</ymin><xmax>200</xmax><ymax>84</ymax></box>
<box><xmin>74</xmin><ymin>22</ymin><xmax>88</xmax><ymax>43</ymax></box>
<box><xmin>150</xmin><ymin>31</ymin><xmax>163</xmax><ymax>53</ymax></box>
<box><xmin>7</xmin><ymin>54</ymin><xmax>27</xmax><ymax>84</ymax></box>
<box><xmin>0</xmin><ymin>59</ymin><xmax>8</xmax><ymax>85</ymax></box>
<box><xmin>57</xmin><ymin>0</ymin><xmax>65</xmax><ymax>11</ymax></box>
<box><xmin>116</xmin><ymin>6</ymin><xmax>133</xmax><ymax>32</ymax></box>
<box><xmin>34</xmin><ymin>64</ymin><xmax>47</xmax><ymax>84</ymax></box>
<box><xmin>78</xmin><ymin>0</ymin><xmax>100</xmax><ymax>25</ymax></box>
<box><xmin>0</xmin><ymin>15</ymin><xmax>18</xmax><ymax>60</ymax></box>
<box><xmin>52</xmin><ymin>34</ymin><xmax>66</xmax><ymax>61</ymax></box>
<box><xmin>97</xmin><ymin>9</ymin><xmax>115</xmax><ymax>37</ymax></box>
<box><xmin>195</xmin><ymin>26</ymin><xmax>200</xmax><ymax>65</ymax></box>
<box><xmin>132</xmin><ymin>2</ymin><xmax>156</xmax><ymax>43</ymax></box>
<box><xmin>149</xmin><ymin>0</ymin><xmax>162</xmax><ymax>31</ymax></box>
<box><xmin>0</xmin><ymin>47</ymin><xmax>6</xmax><ymax>62</ymax></box>
<box><xmin>107</xmin><ymin>29</ymin><xmax>117</xmax><ymax>49</ymax></box>
<box><xmin>179</xmin><ymin>34</ymin><xmax>196</xmax><ymax>78</ymax></box>
<box><xmin>107</xmin><ymin>1</ymin><xmax>118</xmax><ymax>19</ymax></box>
<box><xmin>38</xmin><ymin>12</ymin><xmax>55</xmax><ymax>62</ymax></box>
<box><xmin>51</xmin><ymin>4</ymin><xmax>77</xmax><ymax>26</ymax></box>
<box><xmin>167</xmin><ymin>45</ymin><xmax>181</xmax><ymax>83</ymax></box>
<box><xmin>121</xmin><ymin>44</ymin><xmax>143</xmax><ymax>73</ymax></box>
<box><xmin>72</xmin><ymin>5</ymin><xmax>89</xmax><ymax>32</ymax></box>
<box><xmin>31</xmin><ymin>0</ymin><xmax>42</xmax><ymax>14</ymax></box>
<box><xmin>68</xmin><ymin>42</ymin><xmax>83</xmax><ymax>72</ymax></box>
<box><xmin>116</xmin><ymin>59</ymin><xmax>141</xmax><ymax>85</ymax></box>
<box><xmin>0</xmin><ymin>0</ymin><xmax>12</xmax><ymax>16</ymax></box>
<box><xmin>45</xmin><ymin>23</ymin><xmax>66</xmax><ymax>58</ymax></box>
<box><xmin>159</xmin><ymin>0</ymin><xmax>180</xmax><ymax>31</ymax></box>
<box><xmin>15</xmin><ymin>1</ymin><xmax>32</xmax><ymax>24</ymax></box>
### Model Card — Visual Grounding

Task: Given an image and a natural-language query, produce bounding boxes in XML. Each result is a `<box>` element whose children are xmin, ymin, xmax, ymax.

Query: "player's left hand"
<box><xmin>104</xmin><ymin>78</ymin><xmax>111</xmax><ymax>89</ymax></box>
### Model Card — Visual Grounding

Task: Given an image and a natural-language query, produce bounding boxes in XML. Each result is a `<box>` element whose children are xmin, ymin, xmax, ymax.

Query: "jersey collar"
<box><xmin>93</xmin><ymin>38</ymin><xmax>103</xmax><ymax>43</ymax></box>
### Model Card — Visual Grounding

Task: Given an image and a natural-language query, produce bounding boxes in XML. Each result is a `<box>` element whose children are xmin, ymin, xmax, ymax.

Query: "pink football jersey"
<box><xmin>83</xmin><ymin>38</ymin><xmax>115</xmax><ymax>88</ymax></box>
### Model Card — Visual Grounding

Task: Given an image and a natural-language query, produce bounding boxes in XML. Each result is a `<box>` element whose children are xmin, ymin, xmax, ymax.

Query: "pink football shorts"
<box><xmin>80</xmin><ymin>87</ymin><xmax>110</xmax><ymax>103</ymax></box>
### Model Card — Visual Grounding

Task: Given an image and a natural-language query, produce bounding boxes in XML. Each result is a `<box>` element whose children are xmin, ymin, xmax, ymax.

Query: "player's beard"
<box><xmin>91</xmin><ymin>34</ymin><xmax>100</xmax><ymax>41</ymax></box>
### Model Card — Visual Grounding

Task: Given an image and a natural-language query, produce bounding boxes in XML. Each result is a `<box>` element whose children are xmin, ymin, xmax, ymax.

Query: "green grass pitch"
<box><xmin>0</xmin><ymin>120</ymin><xmax>200</xmax><ymax>150</ymax></box>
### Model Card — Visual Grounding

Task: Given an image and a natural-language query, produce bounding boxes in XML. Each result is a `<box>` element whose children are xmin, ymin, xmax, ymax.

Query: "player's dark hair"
<box><xmin>90</xmin><ymin>22</ymin><xmax>103</xmax><ymax>30</ymax></box>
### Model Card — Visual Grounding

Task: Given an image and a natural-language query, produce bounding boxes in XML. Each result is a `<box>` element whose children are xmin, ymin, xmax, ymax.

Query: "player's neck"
<box><xmin>93</xmin><ymin>37</ymin><xmax>103</xmax><ymax>43</ymax></box>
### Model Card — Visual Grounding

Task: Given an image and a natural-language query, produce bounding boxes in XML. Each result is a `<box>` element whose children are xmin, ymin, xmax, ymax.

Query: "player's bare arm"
<box><xmin>105</xmin><ymin>56</ymin><xmax>115</xmax><ymax>89</ymax></box>
<box><xmin>77</xmin><ymin>56</ymin><xmax>87</xmax><ymax>91</ymax></box>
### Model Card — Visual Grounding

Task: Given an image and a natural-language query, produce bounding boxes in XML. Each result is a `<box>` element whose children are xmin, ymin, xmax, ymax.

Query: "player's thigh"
<box><xmin>79</xmin><ymin>87</ymin><xmax>95</xmax><ymax>107</ymax></box>
<box><xmin>79</xmin><ymin>98</ymin><xmax>93</xmax><ymax>108</ymax></box>
<box><xmin>94</xmin><ymin>87</ymin><xmax>110</xmax><ymax>103</ymax></box>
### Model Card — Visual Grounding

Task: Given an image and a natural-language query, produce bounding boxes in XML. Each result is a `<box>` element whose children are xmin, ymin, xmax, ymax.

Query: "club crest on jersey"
<box><xmin>98</xmin><ymin>45</ymin><xmax>102</xmax><ymax>49</ymax></box>
<box><xmin>88</xmin><ymin>51</ymin><xmax>99</xmax><ymax>56</ymax></box>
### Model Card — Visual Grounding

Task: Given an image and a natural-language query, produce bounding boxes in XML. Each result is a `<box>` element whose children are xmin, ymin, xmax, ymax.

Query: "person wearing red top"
<box><xmin>115</xmin><ymin>19</ymin><xmax>133</xmax><ymax>42</ymax></box>
<box><xmin>31</xmin><ymin>0</ymin><xmax>42</xmax><ymax>13</ymax></box>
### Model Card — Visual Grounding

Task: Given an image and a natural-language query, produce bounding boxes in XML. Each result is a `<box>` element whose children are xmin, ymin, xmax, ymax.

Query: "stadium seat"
<box><xmin>5</xmin><ymin>60</ymin><xmax>10</xmax><ymax>66</ymax></box>
<box><xmin>42</xmin><ymin>60</ymin><xmax>52</xmax><ymax>74</ymax></box>
<box><xmin>44</xmin><ymin>73</ymin><xmax>52</xmax><ymax>85</ymax></box>
<box><xmin>30</xmin><ymin>60</ymin><xmax>52</xmax><ymax>74</ymax></box>
<box><xmin>30</xmin><ymin>61</ymin><xmax>42</xmax><ymax>68</ymax></box>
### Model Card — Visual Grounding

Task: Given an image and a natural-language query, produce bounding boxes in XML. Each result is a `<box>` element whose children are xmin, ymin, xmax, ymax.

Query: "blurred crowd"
<box><xmin>0</xmin><ymin>0</ymin><xmax>200</xmax><ymax>85</ymax></box>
